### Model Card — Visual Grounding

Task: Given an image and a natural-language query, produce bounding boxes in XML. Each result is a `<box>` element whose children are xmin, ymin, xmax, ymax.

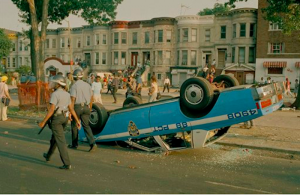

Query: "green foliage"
<box><xmin>226</xmin><ymin>0</ymin><xmax>300</xmax><ymax>33</ymax></box>
<box><xmin>198</xmin><ymin>3</ymin><xmax>232</xmax><ymax>16</ymax></box>
<box><xmin>15</xmin><ymin>65</ymin><xmax>31</xmax><ymax>75</ymax></box>
<box><xmin>0</xmin><ymin>29</ymin><xmax>13</xmax><ymax>59</ymax></box>
<box><xmin>11</xmin><ymin>0</ymin><xmax>123</xmax><ymax>25</ymax></box>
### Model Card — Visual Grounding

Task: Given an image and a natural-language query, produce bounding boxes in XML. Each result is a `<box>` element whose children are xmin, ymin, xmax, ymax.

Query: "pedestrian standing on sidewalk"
<box><xmin>106</xmin><ymin>75</ymin><xmax>112</xmax><ymax>94</ymax></box>
<box><xmin>111</xmin><ymin>73</ymin><xmax>119</xmax><ymax>103</ymax></box>
<box><xmin>39</xmin><ymin>75</ymin><xmax>81</xmax><ymax>170</ymax></box>
<box><xmin>92</xmin><ymin>76</ymin><xmax>103</xmax><ymax>104</ymax></box>
<box><xmin>163</xmin><ymin>76</ymin><xmax>170</xmax><ymax>93</ymax></box>
<box><xmin>69</xmin><ymin>69</ymin><xmax>97</xmax><ymax>152</ymax></box>
<box><xmin>285</xmin><ymin>78</ymin><xmax>295</xmax><ymax>98</ymax></box>
<box><xmin>0</xmin><ymin>76</ymin><xmax>11</xmax><ymax>121</ymax></box>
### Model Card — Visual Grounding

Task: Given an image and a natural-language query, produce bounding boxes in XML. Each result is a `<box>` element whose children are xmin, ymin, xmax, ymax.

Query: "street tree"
<box><xmin>0</xmin><ymin>29</ymin><xmax>13</xmax><ymax>70</ymax></box>
<box><xmin>11</xmin><ymin>0</ymin><xmax>123</xmax><ymax>81</ymax></box>
<box><xmin>198</xmin><ymin>3</ymin><xmax>232</xmax><ymax>16</ymax></box>
<box><xmin>227</xmin><ymin>0</ymin><xmax>300</xmax><ymax>109</ymax></box>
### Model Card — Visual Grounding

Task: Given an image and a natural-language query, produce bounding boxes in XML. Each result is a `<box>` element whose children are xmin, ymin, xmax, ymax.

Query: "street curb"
<box><xmin>216</xmin><ymin>141</ymin><xmax>300</xmax><ymax>155</ymax></box>
<box><xmin>8</xmin><ymin>114</ymin><xmax>42</xmax><ymax>122</ymax></box>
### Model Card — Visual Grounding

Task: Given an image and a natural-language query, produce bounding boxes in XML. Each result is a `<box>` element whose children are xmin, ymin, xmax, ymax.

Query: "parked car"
<box><xmin>80</xmin><ymin>75</ymin><xmax>284</xmax><ymax>152</ymax></box>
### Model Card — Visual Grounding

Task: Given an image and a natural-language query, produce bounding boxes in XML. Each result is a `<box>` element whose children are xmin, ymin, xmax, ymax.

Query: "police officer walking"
<box><xmin>38</xmin><ymin>75</ymin><xmax>81</xmax><ymax>170</ymax></box>
<box><xmin>69</xmin><ymin>69</ymin><xmax>97</xmax><ymax>152</ymax></box>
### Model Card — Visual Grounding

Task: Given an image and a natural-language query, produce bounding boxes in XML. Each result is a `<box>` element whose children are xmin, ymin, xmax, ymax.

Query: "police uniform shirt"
<box><xmin>70</xmin><ymin>80</ymin><xmax>92</xmax><ymax>105</ymax></box>
<box><xmin>50</xmin><ymin>88</ymin><xmax>70</xmax><ymax>113</ymax></box>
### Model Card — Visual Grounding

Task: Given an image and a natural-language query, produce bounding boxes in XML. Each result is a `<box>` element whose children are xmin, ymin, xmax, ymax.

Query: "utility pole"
<box><xmin>67</xmin><ymin>20</ymin><xmax>73</xmax><ymax>74</ymax></box>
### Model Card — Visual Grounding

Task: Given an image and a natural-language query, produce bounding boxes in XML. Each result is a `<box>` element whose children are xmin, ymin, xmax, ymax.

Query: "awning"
<box><xmin>295</xmin><ymin>62</ymin><xmax>300</xmax><ymax>68</ymax></box>
<box><xmin>263</xmin><ymin>61</ymin><xmax>287</xmax><ymax>68</ymax></box>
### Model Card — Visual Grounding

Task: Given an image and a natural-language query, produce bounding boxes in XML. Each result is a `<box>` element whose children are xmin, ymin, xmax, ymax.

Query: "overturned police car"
<box><xmin>79</xmin><ymin>75</ymin><xmax>284</xmax><ymax>152</ymax></box>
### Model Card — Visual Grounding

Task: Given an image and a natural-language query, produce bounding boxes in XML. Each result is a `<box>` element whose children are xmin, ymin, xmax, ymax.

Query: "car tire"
<box><xmin>180</xmin><ymin>77</ymin><xmax>214</xmax><ymax>111</ymax></box>
<box><xmin>123</xmin><ymin>96</ymin><xmax>142</xmax><ymax>108</ymax></box>
<box><xmin>213</xmin><ymin>75</ymin><xmax>239</xmax><ymax>88</ymax></box>
<box><xmin>89</xmin><ymin>103</ymin><xmax>108</xmax><ymax>135</ymax></box>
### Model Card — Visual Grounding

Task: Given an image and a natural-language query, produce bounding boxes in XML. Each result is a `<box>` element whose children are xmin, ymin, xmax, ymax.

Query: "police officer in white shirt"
<box><xmin>39</xmin><ymin>75</ymin><xmax>81</xmax><ymax>170</ymax></box>
<box><xmin>69</xmin><ymin>69</ymin><xmax>97</xmax><ymax>152</ymax></box>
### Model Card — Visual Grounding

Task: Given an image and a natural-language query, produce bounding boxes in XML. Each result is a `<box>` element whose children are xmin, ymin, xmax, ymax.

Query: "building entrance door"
<box><xmin>85</xmin><ymin>53</ymin><xmax>91</xmax><ymax>67</ymax></box>
<box><xmin>237</xmin><ymin>72</ymin><xmax>244</xmax><ymax>85</ymax></box>
<box><xmin>143</xmin><ymin>52</ymin><xmax>150</xmax><ymax>65</ymax></box>
<box><xmin>218</xmin><ymin>50</ymin><xmax>226</xmax><ymax>68</ymax></box>
<box><xmin>131</xmin><ymin>52</ymin><xmax>138</xmax><ymax>67</ymax></box>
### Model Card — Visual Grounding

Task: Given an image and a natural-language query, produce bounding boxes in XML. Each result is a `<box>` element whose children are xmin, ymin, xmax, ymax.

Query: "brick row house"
<box><xmin>256</xmin><ymin>0</ymin><xmax>300</xmax><ymax>87</ymax></box>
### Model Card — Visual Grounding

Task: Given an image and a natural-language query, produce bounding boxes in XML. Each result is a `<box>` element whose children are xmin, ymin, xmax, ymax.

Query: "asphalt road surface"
<box><xmin>0</xmin><ymin>119</ymin><xmax>299</xmax><ymax>194</ymax></box>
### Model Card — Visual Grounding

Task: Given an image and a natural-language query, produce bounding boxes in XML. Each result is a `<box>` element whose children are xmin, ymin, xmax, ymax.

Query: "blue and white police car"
<box><xmin>80</xmin><ymin>75</ymin><xmax>284</xmax><ymax>152</ymax></box>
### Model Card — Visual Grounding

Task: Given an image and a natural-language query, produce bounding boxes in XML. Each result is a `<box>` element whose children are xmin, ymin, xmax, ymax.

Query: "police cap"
<box><xmin>51</xmin><ymin>75</ymin><xmax>66</xmax><ymax>86</ymax></box>
<box><xmin>73</xmin><ymin>69</ymin><xmax>83</xmax><ymax>79</ymax></box>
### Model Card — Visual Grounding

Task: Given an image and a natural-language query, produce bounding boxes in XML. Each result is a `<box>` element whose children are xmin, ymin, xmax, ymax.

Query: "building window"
<box><xmin>102</xmin><ymin>52</ymin><xmax>106</xmax><ymax>65</ymax></box>
<box><xmin>102</xmin><ymin>34</ymin><xmax>107</xmax><ymax>44</ymax></box>
<box><xmin>240</xmin><ymin>23</ymin><xmax>246</xmax><ymax>37</ymax></box>
<box><xmin>182</xmin><ymin>50</ymin><xmax>188</xmax><ymax>65</ymax></box>
<box><xmin>7</xmin><ymin>57</ymin><xmax>10</xmax><ymax>67</ymax></box>
<box><xmin>232</xmin><ymin>47</ymin><xmax>235</xmax><ymax>63</ymax></box>
<box><xmin>132</xmin><ymin>32</ymin><xmax>138</xmax><ymax>45</ymax></box>
<box><xmin>191</xmin><ymin>50</ymin><xmax>197</xmax><ymax>65</ymax></box>
<box><xmin>46</xmin><ymin>39</ymin><xmax>50</xmax><ymax>49</ymax></box>
<box><xmin>114</xmin><ymin>52</ymin><xmax>119</xmax><ymax>65</ymax></box>
<box><xmin>25</xmin><ymin>57</ymin><xmax>29</xmax><ymax>65</ymax></box>
<box><xmin>166</xmin><ymin>30</ymin><xmax>172</xmax><ymax>42</ymax></box>
<box><xmin>191</xmin><ymin>29</ymin><xmax>197</xmax><ymax>42</ymax></box>
<box><xmin>238</xmin><ymin>47</ymin><xmax>245</xmax><ymax>63</ymax></box>
<box><xmin>166</xmin><ymin>51</ymin><xmax>171</xmax><ymax>64</ymax></box>
<box><xmin>24</xmin><ymin>44</ymin><xmax>29</xmax><ymax>51</ymax></box>
<box><xmin>12</xmin><ymin>57</ymin><xmax>16</xmax><ymax>67</ymax></box>
<box><xmin>121</xmin><ymin>32</ymin><xmax>127</xmax><ymax>44</ymax></box>
<box><xmin>250</xmin><ymin>23</ymin><xmax>256</xmax><ymax>37</ymax></box>
<box><xmin>95</xmin><ymin>52</ymin><xmax>99</xmax><ymax>65</ymax></box>
<box><xmin>268</xmin><ymin>68</ymin><xmax>283</xmax><ymax>74</ymax></box>
<box><xmin>145</xmin><ymin>31</ymin><xmax>150</xmax><ymax>44</ymax></box>
<box><xmin>19</xmin><ymin>41</ymin><xmax>23</xmax><ymax>51</ymax></box>
<box><xmin>86</xmin><ymin>36</ymin><xmax>90</xmax><ymax>46</ymax></box>
<box><xmin>233</xmin><ymin>24</ymin><xmax>236</xmax><ymax>38</ymax></box>
<box><xmin>77</xmin><ymin>38</ymin><xmax>81</xmax><ymax>48</ymax></box>
<box><xmin>157</xmin><ymin>74</ymin><xmax>161</xmax><ymax>80</ymax></box>
<box><xmin>182</xmin><ymin>28</ymin><xmax>188</xmax><ymax>42</ymax></box>
<box><xmin>205</xmin><ymin>29</ymin><xmax>210</xmax><ymax>42</ymax></box>
<box><xmin>270</xmin><ymin>43</ymin><xmax>284</xmax><ymax>53</ymax></box>
<box><xmin>269</xmin><ymin>22</ymin><xmax>282</xmax><ymax>31</ymax></box>
<box><xmin>158</xmin><ymin>51</ymin><xmax>163</xmax><ymax>65</ymax></box>
<box><xmin>61</xmin><ymin>38</ymin><xmax>65</xmax><ymax>48</ymax></box>
<box><xmin>220</xmin><ymin>26</ymin><xmax>226</xmax><ymax>39</ymax></box>
<box><xmin>114</xmin><ymin>32</ymin><xmax>119</xmax><ymax>44</ymax></box>
<box><xmin>121</xmin><ymin>52</ymin><xmax>126</xmax><ymax>65</ymax></box>
<box><xmin>248</xmin><ymin>47</ymin><xmax>255</xmax><ymax>63</ymax></box>
<box><xmin>67</xmin><ymin>38</ymin><xmax>70</xmax><ymax>48</ymax></box>
<box><xmin>19</xmin><ymin>57</ymin><xmax>22</xmax><ymax>66</ymax></box>
<box><xmin>177</xmin><ymin>29</ymin><xmax>180</xmax><ymax>42</ymax></box>
<box><xmin>12</xmin><ymin>43</ymin><xmax>15</xmax><ymax>51</ymax></box>
<box><xmin>158</xmin><ymin>30</ymin><xmax>163</xmax><ymax>42</ymax></box>
<box><xmin>52</xmin><ymin>39</ymin><xmax>56</xmax><ymax>48</ymax></box>
<box><xmin>95</xmin><ymin>34</ymin><xmax>100</xmax><ymax>45</ymax></box>
<box><xmin>177</xmin><ymin>50</ymin><xmax>180</xmax><ymax>65</ymax></box>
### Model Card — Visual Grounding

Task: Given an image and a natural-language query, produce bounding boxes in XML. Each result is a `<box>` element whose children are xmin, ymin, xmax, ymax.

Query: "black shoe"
<box><xmin>59</xmin><ymin>165</ymin><xmax>71</xmax><ymax>170</ymax></box>
<box><xmin>89</xmin><ymin>144</ymin><xmax>97</xmax><ymax>152</ymax></box>
<box><xmin>68</xmin><ymin>145</ymin><xmax>78</xmax><ymax>149</ymax></box>
<box><xmin>43</xmin><ymin>153</ymin><xmax>50</xmax><ymax>162</ymax></box>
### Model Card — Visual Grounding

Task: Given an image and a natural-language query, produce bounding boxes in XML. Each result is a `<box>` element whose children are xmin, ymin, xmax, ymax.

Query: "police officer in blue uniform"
<box><xmin>69</xmin><ymin>69</ymin><xmax>97</xmax><ymax>152</ymax></box>
<box><xmin>39</xmin><ymin>75</ymin><xmax>81</xmax><ymax>170</ymax></box>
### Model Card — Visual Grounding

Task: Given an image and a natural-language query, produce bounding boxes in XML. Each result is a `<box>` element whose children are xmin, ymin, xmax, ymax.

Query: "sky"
<box><xmin>0</xmin><ymin>0</ymin><xmax>258</xmax><ymax>32</ymax></box>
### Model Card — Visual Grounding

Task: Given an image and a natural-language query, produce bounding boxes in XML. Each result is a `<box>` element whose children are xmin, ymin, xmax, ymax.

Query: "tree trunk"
<box><xmin>27</xmin><ymin>0</ymin><xmax>40</xmax><ymax>80</ymax></box>
<box><xmin>29</xmin><ymin>29</ymin><xmax>36</xmax><ymax>75</ymax></box>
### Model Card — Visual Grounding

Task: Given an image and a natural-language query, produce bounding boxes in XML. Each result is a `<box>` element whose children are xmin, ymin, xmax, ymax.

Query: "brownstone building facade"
<box><xmin>256</xmin><ymin>0</ymin><xmax>300</xmax><ymax>86</ymax></box>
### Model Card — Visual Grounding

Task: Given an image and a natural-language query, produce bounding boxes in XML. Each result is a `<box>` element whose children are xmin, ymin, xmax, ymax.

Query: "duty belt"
<box><xmin>53</xmin><ymin>110</ymin><xmax>68</xmax><ymax>117</ymax></box>
<box><xmin>75</xmin><ymin>103</ymin><xmax>88</xmax><ymax>106</ymax></box>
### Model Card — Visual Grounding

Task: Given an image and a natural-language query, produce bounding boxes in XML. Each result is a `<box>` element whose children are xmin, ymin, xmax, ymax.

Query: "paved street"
<box><xmin>0</xmin><ymin>118</ymin><xmax>300</xmax><ymax>194</ymax></box>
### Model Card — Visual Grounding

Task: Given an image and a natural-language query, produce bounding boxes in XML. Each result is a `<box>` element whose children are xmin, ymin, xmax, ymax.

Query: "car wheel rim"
<box><xmin>89</xmin><ymin>108</ymin><xmax>99</xmax><ymax>125</ymax></box>
<box><xmin>185</xmin><ymin>84</ymin><xmax>204</xmax><ymax>105</ymax></box>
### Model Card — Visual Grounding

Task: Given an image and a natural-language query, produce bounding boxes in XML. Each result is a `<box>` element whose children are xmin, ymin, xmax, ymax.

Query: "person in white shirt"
<box><xmin>163</xmin><ymin>76</ymin><xmax>171</xmax><ymax>93</ymax></box>
<box><xmin>211</xmin><ymin>59</ymin><xmax>216</xmax><ymax>67</ymax></box>
<box><xmin>91</xmin><ymin>76</ymin><xmax>103</xmax><ymax>104</ymax></box>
